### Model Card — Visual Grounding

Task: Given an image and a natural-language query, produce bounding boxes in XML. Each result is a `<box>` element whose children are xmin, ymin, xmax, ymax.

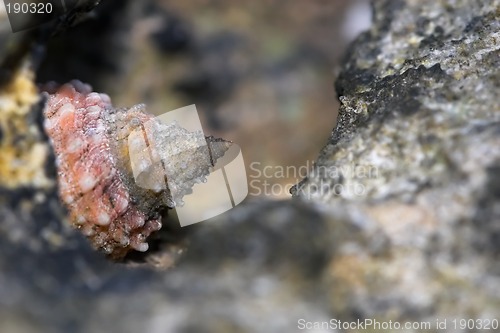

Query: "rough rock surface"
<box><xmin>293</xmin><ymin>0</ymin><xmax>500</xmax><ymax>324</ymax></box>
<box><xmin>0</xmin><ymin>1</ymin><xmax>499</xmax><ymax>333</ymax></box>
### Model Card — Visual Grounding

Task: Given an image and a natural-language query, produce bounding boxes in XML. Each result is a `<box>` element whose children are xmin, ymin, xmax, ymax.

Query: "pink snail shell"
<box><xmin>42</xmin><ymin>81</ymin><xmax>230</xmax><ymax>259</ymax></box>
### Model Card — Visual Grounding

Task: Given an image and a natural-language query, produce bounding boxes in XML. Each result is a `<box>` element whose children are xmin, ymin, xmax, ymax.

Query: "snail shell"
<box><xmin>42</xmin><ymin>81</ymin><xmax>231</xmax><ymax>259</ymax></box>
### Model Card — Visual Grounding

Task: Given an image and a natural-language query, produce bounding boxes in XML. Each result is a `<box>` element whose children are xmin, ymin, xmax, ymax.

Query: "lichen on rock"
<box><xmin>0</xmin><ymin>69</ymin><xmax>52</xmax><ymax>189</ymax></box>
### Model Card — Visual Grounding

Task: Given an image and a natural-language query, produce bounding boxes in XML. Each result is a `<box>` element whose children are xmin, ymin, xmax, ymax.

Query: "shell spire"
<box><xmin>206</xmin><ymin>136</ymin><xmax>233</xmax><ymax>165</ymax></box>
<box><xmin>41</xmin><ymin>80</ymin><xmax>232</xmax><ymax>259</ymax></box>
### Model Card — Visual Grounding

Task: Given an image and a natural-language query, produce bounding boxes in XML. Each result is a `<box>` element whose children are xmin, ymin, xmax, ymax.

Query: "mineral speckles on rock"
<box><xmin>42</xmin><ymin>81</ymin><xmax>231</xmax><ymax>259</ymax></box>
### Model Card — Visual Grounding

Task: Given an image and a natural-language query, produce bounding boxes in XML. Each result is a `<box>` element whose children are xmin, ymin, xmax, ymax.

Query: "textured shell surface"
<box><xmin>42</xmin><ymin>81</ymin><xmax>230</xmax><ymax>259</ymax></box>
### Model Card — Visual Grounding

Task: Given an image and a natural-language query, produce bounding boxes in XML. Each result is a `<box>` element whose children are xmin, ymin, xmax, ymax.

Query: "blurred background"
<box><xmin>34</xmin><ymin>0</ymin><xmax>372</xmax><ymax>198</ymax></box>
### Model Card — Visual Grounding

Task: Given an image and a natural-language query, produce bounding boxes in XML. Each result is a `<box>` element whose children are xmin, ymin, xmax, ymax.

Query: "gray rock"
<box><xmin>293</xmin><ymin>0</ymin><xmax>500</xmax><ymax>326</ymax></box>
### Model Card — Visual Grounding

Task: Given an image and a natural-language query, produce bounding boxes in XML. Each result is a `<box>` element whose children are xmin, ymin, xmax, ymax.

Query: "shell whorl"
<box><xmin>42</xmin><ymin>81</ymin><xmax>231</xmax><ymax>259</ymax></box>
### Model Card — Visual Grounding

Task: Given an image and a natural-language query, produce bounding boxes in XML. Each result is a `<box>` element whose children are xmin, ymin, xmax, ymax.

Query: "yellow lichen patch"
<box><xmin>0</xmin><ymin>68</ymin><xmax>53</xmax><ymax>189</ymax></box>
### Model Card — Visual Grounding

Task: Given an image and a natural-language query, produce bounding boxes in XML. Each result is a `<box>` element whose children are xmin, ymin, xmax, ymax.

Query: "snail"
<box><xmin>42</xmin><ymin>80</ymin><xmax>231</xmax><ymax>259</ymax></box>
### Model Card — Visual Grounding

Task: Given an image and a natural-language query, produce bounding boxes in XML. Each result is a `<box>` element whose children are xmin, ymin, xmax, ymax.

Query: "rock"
<box><xmin>1</xmin><ymin>0</ymin><xmax>499</xmax><ymax>332</ymax></box>
<box><xmin>293</xmin><ymin>0</ymin><xmax>500</xmax><ymax>324</ymax></box>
